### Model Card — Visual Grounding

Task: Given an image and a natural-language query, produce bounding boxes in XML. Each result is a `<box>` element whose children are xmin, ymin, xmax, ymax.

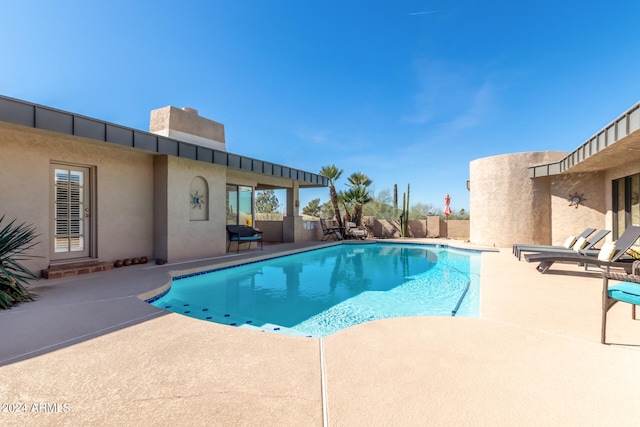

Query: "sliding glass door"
<box><xmin>226</xmin><ymin>184</ymin><xmax>253</xmax><ymax>226</ymax></box>
<box><xmin>612</xmin><ymin>173</ymin><xmax>640</xmax><ymax>239</ymax></box>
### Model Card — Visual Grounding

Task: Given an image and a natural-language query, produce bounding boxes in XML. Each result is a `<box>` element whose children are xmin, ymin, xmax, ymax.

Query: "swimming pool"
<box><xmin>149</xmin><ymin>243</ymin><xmax>482</xmax><ymax>337</ymax></box>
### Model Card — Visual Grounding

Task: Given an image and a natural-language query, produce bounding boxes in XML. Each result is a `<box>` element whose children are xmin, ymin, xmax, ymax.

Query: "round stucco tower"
<box><xmin>469</xmin><ymin>151</ymin><xmax>567</xmax><ymax>248</ymax></box>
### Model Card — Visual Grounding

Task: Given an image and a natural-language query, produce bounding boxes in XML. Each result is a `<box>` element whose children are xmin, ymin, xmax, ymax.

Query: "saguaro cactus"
<box><xmin>402</xmin><ymin>183</ymin><xmax>410</xmax><ymax>237</ymax></box>
<box><xmin>400</xmin><ymin>193</ymin><xmax>405</xmax><ymax>237</ymax></box>
<box><xmin>393</xmin><ymin>184</ymin><xmax>398</xmax><ymax>219</ymax></box>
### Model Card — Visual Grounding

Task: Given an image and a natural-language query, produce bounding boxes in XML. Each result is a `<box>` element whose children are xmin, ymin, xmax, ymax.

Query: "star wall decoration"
<box><xmin>191</xmin><ymin>191</ymin><xmax>205</xmax><ymax>209</ymax></box>
<box><xmin>568</xmin><ymin>192</ymin><xmax>586</xmax><ymax>209</ymax></box>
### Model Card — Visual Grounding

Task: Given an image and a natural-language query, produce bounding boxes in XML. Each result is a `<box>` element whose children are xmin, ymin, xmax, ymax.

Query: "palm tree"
<box><xmin>337</xmin><ymin>190</ymin><xmax>353</xmax><ymax>223</ymax></box>
<box><xmin>0</xmin><ymin>216</ymin><xmax>39</xmax><ymax>309</ymax></box>
<box><xmin>344</xmin><ymin>187</ymin><xmax>373</xmax><ymax>226</ymax></box>
<box><xmin>319</xmin><ymin>164</ymin><xmax>344</xmax><ymax>229</ymax></box>
<box><xmin>344</xmin><ymin>172</ymin><xmax>373</xmax><ymax>226</ymax></box>
<box><xmin>347</xmin><ymin>172</ymin><xmax>372</xmax><ymax>188</ymax></box>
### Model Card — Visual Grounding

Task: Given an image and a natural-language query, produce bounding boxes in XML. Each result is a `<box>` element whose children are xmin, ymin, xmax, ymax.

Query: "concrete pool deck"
<box><xmin>1</xmin><ymin>239</ymin><xmax>639</xmax><ymax>426</ymax></box>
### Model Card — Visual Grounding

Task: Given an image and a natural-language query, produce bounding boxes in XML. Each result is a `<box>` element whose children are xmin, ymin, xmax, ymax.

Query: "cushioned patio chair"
<box><xmin>345</xmin><ymin>221</ymin><xmax>367</xmax><ymax>240</ymax></box>
<box><xmin>524</xmin><ymin>226</ymin><xmax>640</xmax><ymax>274</ymax></box>
<box><xmin>512</xmin><ymin>227</ymin><xmax>596</xmax><ymax>259</ymax></box>
<box><xmin>320</xmin><ymin>219</ymin><xmax>343</xmax><ymax>241</ymax></box>
<box><xmin>514</xmin><ymin>229</ymin><xmax>610</xmax><ymax>260</ymax></box>
<box><xmin>601</xmin><ymin>260</ymin><xmax>640</xmax><ymax>344</ymax></box>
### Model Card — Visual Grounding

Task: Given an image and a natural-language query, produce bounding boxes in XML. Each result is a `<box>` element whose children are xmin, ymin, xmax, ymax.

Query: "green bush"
<box><xmin>0</xmin><ymin>216</ymin><xmax>39</xmax><ymax>309</ymax></box>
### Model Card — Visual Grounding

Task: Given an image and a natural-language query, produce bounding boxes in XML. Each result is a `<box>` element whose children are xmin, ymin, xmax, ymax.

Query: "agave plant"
<box><xmin>0</xmin><ymin>216</ymin><xmax>39</xmax><ymax>309</ymax></box>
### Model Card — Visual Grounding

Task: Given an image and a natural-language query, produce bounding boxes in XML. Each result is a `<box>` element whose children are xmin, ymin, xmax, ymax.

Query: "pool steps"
<box><xmin>160</xmin><ymin>297</ymin><xmax>315</xmax><ymax>337</ymax></box>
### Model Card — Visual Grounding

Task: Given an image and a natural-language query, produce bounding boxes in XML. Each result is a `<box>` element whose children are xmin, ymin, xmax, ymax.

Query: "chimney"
<box><xmin>149</xmin><ymin>106</ymin><xmax>226</xmax><ymax>151</ymax></box>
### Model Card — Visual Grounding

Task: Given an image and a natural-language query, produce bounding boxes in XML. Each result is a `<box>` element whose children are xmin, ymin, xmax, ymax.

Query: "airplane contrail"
<box><xmin>409</xmin><ymin>10</ymin><xmax>438</xmax><ymax>15</ymax></box>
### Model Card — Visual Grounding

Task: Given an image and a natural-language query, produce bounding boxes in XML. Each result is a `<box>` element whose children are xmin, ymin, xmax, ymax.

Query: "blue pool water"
<box><xmin>149</xmin><ymin>243</ymin><xmax>482</xmax><ymax>337</ymax></box>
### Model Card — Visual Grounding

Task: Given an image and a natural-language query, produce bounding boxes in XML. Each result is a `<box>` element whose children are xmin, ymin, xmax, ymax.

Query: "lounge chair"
<box><xmin>601</xmin><ymin>260</ymin><xmax>640</xmax><ymax>344</ymax></box>
<box><xmin>512</xmin><ymin>227</ymin><xmax>596</xmax><ymax>259</ymax></box>
<box><xmin>320</xmin><ymin>219</ymin><xmax>343</xmax><ymax>241</ymax></box>
<box><xmin>514</xmin><ymin>229</ymin><xmax>610</xmax><ymax>260</ymax></box>
<box><xmin>524</xmin><ymin>226</ymin><xmax>640</xmax><ymax>274</ymax></box>
<box><xmin>345</xmin><ymin>222</ymin><xmax>367</xmax><ymax>240</ymax></box>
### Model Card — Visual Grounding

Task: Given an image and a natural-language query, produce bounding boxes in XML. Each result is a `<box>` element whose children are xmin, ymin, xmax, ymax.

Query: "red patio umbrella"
<box><xmin>444</xmin><ymin>193</ymin><xmax>452</xmax><ymax>218</ymax></box>
<box><xmin>444</xmin><ymin>194</ymin><xmax>452</xmax><ymax>239</ymax></box>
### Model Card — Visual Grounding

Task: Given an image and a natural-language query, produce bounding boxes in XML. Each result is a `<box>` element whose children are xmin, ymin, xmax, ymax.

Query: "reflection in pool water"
<box><xmin>149</xmin><ymin>243</ymin><xmax>481</xmax><ymax>337</ymax></box>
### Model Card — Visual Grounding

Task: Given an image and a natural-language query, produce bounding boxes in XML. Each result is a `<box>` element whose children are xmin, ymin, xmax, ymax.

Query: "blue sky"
<box><xmin>3</xmin><ymin>1</ymin><xmax>640</xmax><ymax>213</ymax></box>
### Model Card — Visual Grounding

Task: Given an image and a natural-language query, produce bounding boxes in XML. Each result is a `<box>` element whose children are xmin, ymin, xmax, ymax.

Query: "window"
<box><xmin>226</xmin><ymin>184</ymin><xmax>253</xmax><ymax>226</ymax></box>
<box><xmin>612</xmin><ymin>173</ymin><xmax>640</xmax><ymax>239</ymax></box>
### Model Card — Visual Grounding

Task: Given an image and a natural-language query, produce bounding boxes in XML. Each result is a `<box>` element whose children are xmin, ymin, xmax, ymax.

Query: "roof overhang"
<box><xmin>529</xmin><ymin>101</ymin><xmax>640</xmax><ymax>178</ymax></box>
<box><xmin>0</xmin><ymin>95</ymin><xmax>328</xmax><ymax>188</ymax></box>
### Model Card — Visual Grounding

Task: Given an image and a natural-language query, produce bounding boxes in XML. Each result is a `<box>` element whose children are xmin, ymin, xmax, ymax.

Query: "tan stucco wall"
<box><xmin>426</xmin><ymin>217</ymin><xmax>440</xmax><ymax>238</ymax></box>
<box><xmin>153</xmin><ymin>156</ymin><xmax>170</xmax><ymax>260</ymax></box>
<box><xmin>254</xmin><ymin>220</ymin><xmax>283</xmax><ymax>242</ymax></box>
<box><xmin>470</xmin><ymin>151</ymin><xmax>567</xmax><ymax>247</ymax></box>
<box><xmin>160</xmin><ymin>156</ymin><xmax>227</xmax><ymax>262</ymax></box>
<box><xmin>297</xmin><ymin>218</ymin><xmax>320</xmax><ymax>242</ymax></box>
<box><xmin>443</xmin><ymin>220</ymin><xmax>470</xmax><ymax>240</ymax></box>
<box><xmin>549</xmin><ymin>172</ymin><xmax>607</xmax><ymax>245</ymax></box>
<box><xmin>471</xmin><ymin>149</ymin><xmax>640</xmax><ymax>249</ymax></box>
<box><xmin>0</xmin><ymin>126</ymin><xmax>51</xmax><ymax>271</ymax></box>
<box><xmin>0</xmin><ymin>122</ymin><xmax>237</xmax><ymax>272</ymax></box>
<box><xmin>150</xmin><ymin>106</ymin><xmax>225</xmax><ymax>149</ymax></box>
<box><xmin>364</xmin><ymin>218</ymin><xmax>469</xmax><ymax>240</ymax></box>
<box><xmin>96</xmin><ymin>145</ymin><xmax>154</xmax><ymax>263</ymax></box>
<box><xmin>0</xmin><ymin>123</ymin><xmax>154</xmax><ymax>273</ymax></box>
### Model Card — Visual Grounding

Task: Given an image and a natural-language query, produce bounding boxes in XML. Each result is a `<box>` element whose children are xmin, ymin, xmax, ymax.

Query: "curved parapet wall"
<box><xmin>470</xmin><ymin>151</ymin><xmax>567</xmax><ymax>248</ymax></box>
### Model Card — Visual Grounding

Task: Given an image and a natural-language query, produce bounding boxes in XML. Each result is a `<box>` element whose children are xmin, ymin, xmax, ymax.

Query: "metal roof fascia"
<box><xmin>0</xmin><ymin>94</ymin><xmax>327</xmax><ymax>186</ymax></box>
<box><xmin>528</xmin><ymin>101</ymin><xmax>640</xmax><ymax>178</ymax></box>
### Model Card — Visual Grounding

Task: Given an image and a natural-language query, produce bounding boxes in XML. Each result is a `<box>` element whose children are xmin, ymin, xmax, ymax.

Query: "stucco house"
<box><xmin>470</xmin><ymin>101</ymin><xmax>640</xmax><ymax>248</ymax></box>
<box><xmin>0</xmin><ymin>95</ymin><xmax>327</xmax><ymax>278</ymax></box>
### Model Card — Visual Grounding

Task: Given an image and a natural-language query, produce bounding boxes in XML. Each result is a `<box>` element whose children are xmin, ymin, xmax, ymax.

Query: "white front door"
<box><xmin>51</xmin><ymin>164</ymin><xmax>92</xmax><ymax>260</ymax></box>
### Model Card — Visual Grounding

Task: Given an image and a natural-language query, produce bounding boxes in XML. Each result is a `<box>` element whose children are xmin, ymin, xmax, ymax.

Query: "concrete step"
<box><xmin>41</xmin><ymin>260</ymin><xmax>114</xmax><ymax>279</ymax></box>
